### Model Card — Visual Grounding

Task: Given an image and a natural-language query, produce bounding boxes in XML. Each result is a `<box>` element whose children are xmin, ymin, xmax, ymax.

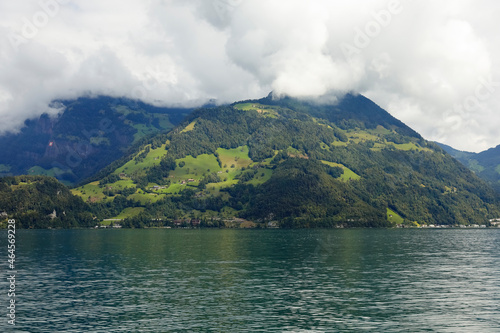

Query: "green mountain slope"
<box><xmin>0</xmin><ymin>96</ymin><xmax>190</xmax><ymax>185</ymax></box>
<box><xmin>438</xmin><ymin>142</ymin><xmax>500</xmax><ymax>192</ymax></box>
<box><xmin>70</xmin><ymin>94</ymin><xmax>500</xmax><ymax>227</ymax></box>
<box><xmin>0</xmin><ymin>175</ymin><xmax>93</xmax><ymax>229</ymax></box>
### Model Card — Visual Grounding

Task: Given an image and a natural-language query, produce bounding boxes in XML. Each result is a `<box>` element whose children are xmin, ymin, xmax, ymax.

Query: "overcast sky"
<box><xmin>1</xmin><ymin>0</ymin><xmax>499</xmax><ymax>152</ymax></box>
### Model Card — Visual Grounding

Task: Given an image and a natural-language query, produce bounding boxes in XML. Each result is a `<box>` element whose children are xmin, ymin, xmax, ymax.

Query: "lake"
<box><xmin>1</xmin><ymin>229</ymin><xmax>500</xmax><ymax>332</ymax></box>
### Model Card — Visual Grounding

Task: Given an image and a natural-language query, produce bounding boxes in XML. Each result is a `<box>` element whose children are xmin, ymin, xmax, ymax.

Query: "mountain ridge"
<box><xmin>66</xmin><ymin>94</ymin><xmax>500</xmax><ymax>228</ymax></box>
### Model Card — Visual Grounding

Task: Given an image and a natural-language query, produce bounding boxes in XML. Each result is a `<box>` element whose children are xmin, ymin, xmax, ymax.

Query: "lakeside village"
<box><xmin>92</xmin><ymin>216</ymin><xmax>500</xmax><ymax>229</ymax></box>
<box><xmin>3</xmin><ymin>210</ymin><xmax>500</xmax><ymax>230</ymax></box>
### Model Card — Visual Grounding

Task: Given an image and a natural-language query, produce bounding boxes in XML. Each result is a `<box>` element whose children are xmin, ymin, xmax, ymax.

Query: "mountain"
<box><xmin>63</xmin><ymin>93</ymin><xmax>500</xmax><ymax>228</ymax></box>
<box><xmin>0</xmin><ymin>175</ymin><xmax>93</xmax><ymax>229</ymax></box>
<box><xmin>0</xmin><ymin>96</ymin><xmax>190</xmax><ymax>185</ymax></box>
<box><xmin>437</xmin><ymin>143</ymin><xmax>500</xmax><ymax>192</ymax></box>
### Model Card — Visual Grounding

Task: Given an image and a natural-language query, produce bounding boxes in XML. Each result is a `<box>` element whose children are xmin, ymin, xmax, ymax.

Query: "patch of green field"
<box><xmin>370</xmin><ymin>143</ymin><xmax>387</xmax><ymax>151</ymax></box>
<box><xmin>150</xmin><ymin>145</ymin><xmax>169</xmax><ymax>159</ymax></box>
<box><xmin>259</xmin><ymin>155</ymin><xmax>275</xmax><ymax>166</ymax></box>
<box><xmin>127</xmin><ymin>191</ymin><xmax>165</xmax><ymax>204</ymax></box>
<box><xmin>368</xmin><ymin>139</ymin><xmax>432</xmax><ymax>153</ymax></box>
<box><xmin>173</xmin><ymin>154</ymin><xmax>222</xmax><ymax>177</ymax></box>
<box><xmin>347</xmin><ymin>131</ymin><xmax>380</xmax><ymax>143</ymax></box>
<box><xmin>164</xmin><ymin>183</ymin><xmax>185</xmax><ymax>194</ymax></box>
<box><xmin>387</xmin><ymin>208</ymin><xmax>404</xmax><ymax>224</ymax></box>
<box><xmin>331</xmin><ymin>140</ymin><xmax>348</xmax><ymax>147</ymax></box>
<box><xmin>165</xmin><ymin>154</ymin><xmax>223</xmax><ymax>193</ymax></box>
<box><xmin>202</xmin><ymin>172</ymin><xmax>236</xmax><ymax>194</ymax></box>
<box><xmin>74</xmin><ymin>178</ymin><xmax>137</xmax><ymax>203</ymax></box>
<box><xmin>233</xmin><ymin>103</ymin><xmax>273</xmax><ymax>111</ymax></box>
<box><xmin>213</xmin><ymin>146</ymin><xmax>253</xmax><ymax>194</ymax></box>
<box><xmin>72</xmin><ymin>181</ymin><xmax>108</xmax><ymax>203</ymax></box>
<box><xmin>217</xmin><ymin>146</ymin><xmax>253</xmax><ymax>169</ymax></box>
<box><xmin>206</xmin><ymin>179</ymin><xmax>238</xmax><ymax>193</ymax></box>
<box><xmin>109</xmin><ymin>179</ymin><xmax>136</xmax><ymax>188</ymax></box>
<box><xmin>395</xmin><ymin>142</ymin><xmax>432</xmax><ymax>152</ymax></box>
<box><xmin>443</xmin><ymin>186</ymin><xmax>457</xmax><ymax>195</ymax></box>
<box><xmin>161</xmin><ymin>147</ymin><xmax>255</xmax><ymax>195</ymax></box>
<box><xmin>115</xmin><ymin>144</ymin><xmax>167</xmax><ymax>176</ymax></box>
<box><xmin>233</xmin><ymin>103</ymin><xmax>255</xmax><ymax>111</ymax></box>
<box><xmin>320</xmin><ymin>160</ymin><xmax>361</xmax><ymax>181</ymax></box>
<box><xmin>10</xmin><ymin>182</ymin><xmax>30</xmax><ymax>190</ymax></box>
<box><xmin>341</xmin><ymin>169</ymin><xmax>361</xmax><ymax>181</ymax></box>
<box><xmin>212</xmin><ymin>173</ymin><xmax>241</xmax><ymax>191</ymax></box>
<box><xmin>390</xmin><ymin>142</ymin><xmax>421</xmax><ymax>151</ymax></box>
<box><xmin>287</xmin><ymin>146</ymin><xmax>303</xmax><ymax>156</ymax></box>
<box><xmin>180</xmin><ymin>120</ymin><xmax>196</xmax><ymax>133</ymax></box>
<box><xmin>203</xmin><ymin>170</ymin><xmax>240</xmax><ymax>194</ymax></box>
<box><xmin>370</xmin><ymin>125</ymin><xmax>392</xmax><ymax>135</ymax></box>
<box><xmin>233</xmin><ymin>103</ymin><xmax>279</xmax><ymax>118</ymax></box>
<box><xmin>111</xmin><ymin>207</ymin><xmax>145</xmax><ymax>220</ymax></box>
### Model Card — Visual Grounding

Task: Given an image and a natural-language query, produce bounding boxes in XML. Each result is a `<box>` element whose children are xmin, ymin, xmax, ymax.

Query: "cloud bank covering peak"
<box><xmin>1</xmin><ymin>0</ymin><xmax>499</xmax><ymax>152</ymax></box>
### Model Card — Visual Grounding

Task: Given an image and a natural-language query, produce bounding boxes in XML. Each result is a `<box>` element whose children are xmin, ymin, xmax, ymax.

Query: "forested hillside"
<box><xmin>0</xmin><ymin>176</ymin><xmax>92</xmax><ymax>229</ymax></box>
<box><xmin>439</xmin><ymin>142</ymin><xmax>500</xmax><ymax>192</ymax></box>
<box><xmin>66</xmin><ymin>94</ymin><xmax>500</xmax><ymax>227</ymax></box>
<box><xmin>0</xmin><ymin>96</ymin><xmax>190</xmax><ymax>185</ymax></box>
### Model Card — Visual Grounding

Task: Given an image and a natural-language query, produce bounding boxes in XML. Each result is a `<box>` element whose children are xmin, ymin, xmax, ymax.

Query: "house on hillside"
<box><xmin>48</xmin><ymin>210</ymin><xmax>57</xmax><ymax>220</ymax></box>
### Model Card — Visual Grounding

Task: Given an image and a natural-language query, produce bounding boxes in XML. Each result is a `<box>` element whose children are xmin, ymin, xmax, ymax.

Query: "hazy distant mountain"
<box><xmin>437</xmin><ymin>142</ymin><xmax>500</xmax><ymax>192</ymax></box>
<box><xmin>0</xmin><ymin>96</ymin><xmax>190</xmax><ymax>185</ymax></box>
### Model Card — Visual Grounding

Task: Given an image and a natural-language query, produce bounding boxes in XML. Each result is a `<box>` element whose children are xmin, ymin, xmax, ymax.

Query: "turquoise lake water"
<box><xmin>1</xmin><ymin>229</ymin><xmax>500</xmax><ymax>332</ymax></box>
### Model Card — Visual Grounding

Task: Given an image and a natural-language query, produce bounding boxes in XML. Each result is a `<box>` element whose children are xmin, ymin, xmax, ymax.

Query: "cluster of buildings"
<box><xmin>173</xmin><ymin>218</ymin><xmax>200</xmax><ymax>227</ymax></box>
<box><xmin>488</xmin><ymin>218</ymin><xmax>500</xmax><ymax>227</ymax></box>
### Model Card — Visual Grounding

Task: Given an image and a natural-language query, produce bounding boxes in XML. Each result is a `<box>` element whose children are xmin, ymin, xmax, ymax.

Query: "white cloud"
<box><xmin>0</xmin><ymin>0</ymin><xmax>499</xmax><ymax>152</ymax></box>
